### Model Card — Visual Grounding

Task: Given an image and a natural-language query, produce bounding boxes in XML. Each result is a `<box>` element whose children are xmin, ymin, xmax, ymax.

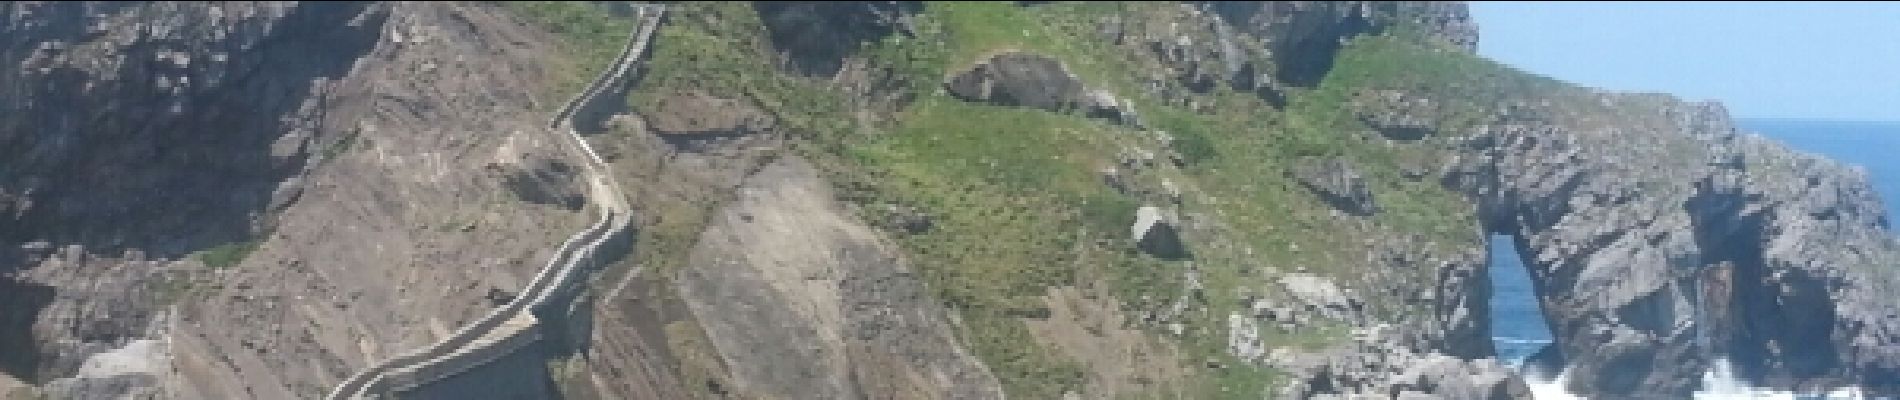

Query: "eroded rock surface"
<box><xmin>1444</xmin><ymin>97</ymin><xmax>1900</xmax><ymax>397</ymax></box>
<box><xmin>1292</xmin><ymin>157</ymin><xmax>1379</xmax><ymax>216</ymax></box>
<box><xmin>676</xmin><ymin>157</ymin><xmax>1005</xmax><ymax>400</ymax></box>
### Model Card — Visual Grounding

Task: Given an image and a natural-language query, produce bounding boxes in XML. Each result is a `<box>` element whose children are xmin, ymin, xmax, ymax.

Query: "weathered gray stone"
<box><xmin>678</xmin><ymin>157</ymin><xmax>1005</xmax><ymax>400</ymax></box>
<box><xmin>946</xmin><ymin>52</ymin><xmax>1087</xmax><ymax>111</ymax></box>
<box><xmin>1355</xmin><ymin>90</ymin><xmax>1439</xmax><ymax>141</ymax></box>
<box><xmin>944</xmin><ymin>52</ymin><xmax>1143</xmax><ymax>126</ymax></box>
<box><xmin>1292</xmin><ymin>157</ymin><xmax>1378</xmax><ymax>216</ymax></box>
<box><xmin>1442</xmin><ymin>96</ymin><xmax>1900</xmax><ymax>397</ymax></box>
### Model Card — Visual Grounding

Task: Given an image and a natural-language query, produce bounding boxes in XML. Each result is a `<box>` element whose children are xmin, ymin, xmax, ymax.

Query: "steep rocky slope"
<box><xmin>3</xmin><ymin>2</ymin><xmax>598</xmax><ymax>398</ymax></box>
<box><xmin>2</xmin><ymin>1</ymin><xmax>1896</xmax><ymax>399</ymax></box>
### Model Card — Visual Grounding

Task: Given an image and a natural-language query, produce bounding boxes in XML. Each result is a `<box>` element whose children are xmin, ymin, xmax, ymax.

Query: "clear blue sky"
<box><xmin>1470</xmin><ymin>2</ymin><xmax>1900</xmax><ymax>121</ymax></box>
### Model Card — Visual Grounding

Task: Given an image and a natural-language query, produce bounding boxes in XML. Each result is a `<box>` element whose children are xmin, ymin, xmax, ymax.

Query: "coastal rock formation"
<box><xmin>2</xmin><ymin>1</ymin><xmax>1896</xmax><ymax>399</ymax></box>
<box><xmin>1444</xmin><ymin>96</ymin><xmax>1900</xmax><ymax>397</ymax></box>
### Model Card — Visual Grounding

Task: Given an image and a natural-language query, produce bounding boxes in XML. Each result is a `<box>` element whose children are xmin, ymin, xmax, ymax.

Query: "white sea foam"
<box><xmin>1518</xmin><ymin>358</ymin><xmax>1874</xmax><ymax>399</ymax></box>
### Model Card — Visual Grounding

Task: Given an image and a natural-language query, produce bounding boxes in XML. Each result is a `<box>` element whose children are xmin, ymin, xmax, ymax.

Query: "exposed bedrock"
<box><xmin>1442</xmin><ymin>97</ymin><xmax>1900</xmax><ymax>397</ymax></box>
<box><xmin>5</xmin><ymin>2</ymin><xmax>610</xmax><ymax>398</ymax></box>
<box><xmin>1</xmin><ymin>1</ymin><xmax>386</xmax><ymax>389</ymax></box>
<box><xmin>1202</xmin><ymin>1</ymin><xmax>1477</xmax><ymax>86</ymax></box>
<box><xmin>675</xmin><ymin>157</ymin><xmax>1005</xmax><ymax>400</ymax></box>
<box><xmin>752</xmin><ymin>1</ymin><xmax>922</xmax><ymax>78</ymax></box>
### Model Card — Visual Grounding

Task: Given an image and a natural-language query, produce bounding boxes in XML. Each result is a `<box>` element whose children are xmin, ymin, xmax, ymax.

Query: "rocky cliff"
<box><xmin>1439</xmin><ymin>83</ymin><xmax>1900</xmax><ymax>398</ymax></box>
<box><xmin>2</xmin><ymin>1</ymin><xmax>1896</xmax><ymax>399</ymax></box>
<box><xmin>3</xmin><ymin>2</ymin><xmax>598</xmax><ymax>398</ymax></box>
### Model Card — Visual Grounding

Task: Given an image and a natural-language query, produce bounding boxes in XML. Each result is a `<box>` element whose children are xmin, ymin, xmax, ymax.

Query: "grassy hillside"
<box><xmin>505</xmin><ymin>1</ymin><xmax>1533</xmax><ymax>398</ymax></box>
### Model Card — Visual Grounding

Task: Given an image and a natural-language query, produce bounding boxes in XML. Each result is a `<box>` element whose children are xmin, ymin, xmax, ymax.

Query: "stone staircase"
<box><xmin>323</xmin><ymin>4</ymin><xmax>662</xmax><ymax>399</ymax></box>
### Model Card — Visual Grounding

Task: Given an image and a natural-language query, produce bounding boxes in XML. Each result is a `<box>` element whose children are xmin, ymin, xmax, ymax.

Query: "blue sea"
<box><xmin>1489</xmin><ymin>119</ymin><xmax>1900</xmax><ymax>398</ymax></box>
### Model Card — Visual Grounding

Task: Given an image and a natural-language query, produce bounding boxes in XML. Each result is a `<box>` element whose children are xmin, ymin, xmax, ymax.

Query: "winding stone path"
<box><xmin>324</xmin><ymin>5</ymin><xmax>663</xmax><ymax>399</ymax></box>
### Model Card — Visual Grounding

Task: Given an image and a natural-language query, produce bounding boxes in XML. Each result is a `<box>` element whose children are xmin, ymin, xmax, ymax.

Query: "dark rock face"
<box><xmin>1132</xmin><ymin>206</ymin><xmax>1189</xmax><ymax>260</ymax></box>
<box><xmin>753</xmin><ymin>1</ymin><xmax>922</xmax><ymax>77</ymax></box>
<box><xmin>4</xmin><ymin>2</ymin><xmax>611</xmax><ymax>398</ymax></box>
<box><xmin>1292</xmin><ymin>157</ymin><xmax>1378</xmax><ymax>216</ymax></box>
<box><xmin>1206</xmin><ymin>1</ymin><xmax>1374</xmax><ymax>87</ymax></box>
<box><xmin>0</xmin><ymin>0</ymin><xmax>385</xmax><ymax>385</ymax></box>
<box><xmin>1204</xmin><ymin>1</ymin><xmax>1478</xmax><ymax>86</ymax></box>
<box><xmin>1441</xmin><ymin>96</ymin><xmax>1900</xmax><ymax>397</ymax></box>
<box><xmin>1112</xmin><ymin>2</ymin><xmax>1475</xmax><ymax>110</ymax></box>
<box><xmin>1</xmin><ymin>0</ymin><xmax>380</xmax><ymax>262</ymax></box>
<box><xmin>1690</xmin><ymin>137</ymin><xmax>1900</xmax><ymax>392</ymax></box>
<box><xmin>0</xmin><ymin>277</ymin><xmax>54</xmax><ymax>381</ymax></box>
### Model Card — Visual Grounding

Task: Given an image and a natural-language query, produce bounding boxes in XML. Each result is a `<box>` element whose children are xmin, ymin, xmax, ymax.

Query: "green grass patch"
<box><xmin>499</xmin><ymin>1</ymin><xmax>637</xmax><ymax>98</ymax></box>
<box><xmin>195</xmin><ymin>239</ymin><xmax>261</xmax><ymax>269</ymax></box>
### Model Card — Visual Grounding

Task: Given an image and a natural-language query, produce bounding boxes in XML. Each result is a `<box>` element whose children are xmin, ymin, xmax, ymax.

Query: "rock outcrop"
<box><xmin>1132</xmin><ymin>206</ymin><xmax>1188</xmax><ymax>260</ymax></box>
<box><xmin>1205</xmin><ymin>1</ymin><xmax>1476</xmax><ymax>86</ymax></box>
<box><xmin>753</xmin><ymin>1</ymin><xmax>922</xmax><ymax>77</ymax></box>
<box><xmin>640</xmin><ymin>90</ymin><xmax>778</xmax><ymax>152</ymax></box>
<box><xmin>676</xmin><ymin>157</ymin><xmax>1005</xmax><ymax>400</ymax></box>
<box><xmin>1443</xmin><ymin>96</ymin><xmax>1900</xmax><ymax>397</ymax></box>
<box><xmin>1274</xmin><ymin>324</ymin><xmax>1529</xmax><ymax>399</ymax></box>
<box><xmin>1354</xmin><ymin>89</ymin><xmax>1441</xmax><ymax>141</ymax></box>
<box><xmin>945</xmin><ymin>52</ymin><xmax>1141</xmax><ymax>126</ymax></box>
<box><xmin>1292</xmin><ymin>157</ymin><xmax>1379</xmax><ymax>216</ymax></box>
<box><xmin>1107</xmin><ymin>0</ymin><xmax>1478</xmax><ymax>110</ymax></box>
<box><xmin>643</xmin><ymin>91</ymin><xmax>777</xmax><ymax>137</ymax></box>
<box><xmin>0</xmin><ymin>1</ymin><xmax>385</xmax><ymax>392</ymax></box>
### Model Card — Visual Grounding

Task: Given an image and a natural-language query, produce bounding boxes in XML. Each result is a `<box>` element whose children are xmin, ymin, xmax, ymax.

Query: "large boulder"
<box><xmin>1132</xmin><ymin>206</ymin><xmax>1188</xmax><ymax>260</ymax></box>
<box><xmin>945</xmin><ymin>52</ymin><xmax>1085</xmax><ymax>111</ymax></box>
<box><xmin>944</xmin><ymin>52</ymin><xmax>1141</xmax><ymax>126</ymax></box>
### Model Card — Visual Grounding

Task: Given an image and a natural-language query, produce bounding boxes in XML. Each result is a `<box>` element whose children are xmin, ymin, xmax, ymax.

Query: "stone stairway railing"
<box><xmin>383</xmin><ymin>314</ymin><xmax>542</xmax><ymax>393</ymax></box>
<box><xmin>323</xmin><ymin>214</ymin><xmax>616</xmax><ymax>399</ymax></box>
<box><xmin>324</xmin><ymin>4</ymin><xmax>662</xmax><ymax>399</ymax></box>
<box><xmin>551</xmin><ymin>2</ymin><xmax>664</xmax><ymax>169</ymax></box>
